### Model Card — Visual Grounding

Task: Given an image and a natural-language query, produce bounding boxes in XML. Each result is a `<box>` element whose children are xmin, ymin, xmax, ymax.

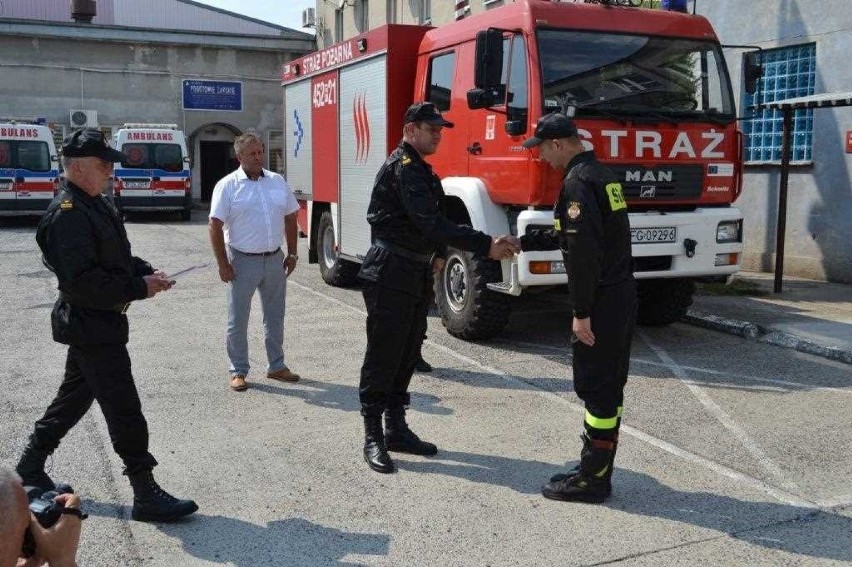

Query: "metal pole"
<box><xmin>773</xmin><ymin>108</ymin><xmax>793</xmax><ymax>293</ymax></box>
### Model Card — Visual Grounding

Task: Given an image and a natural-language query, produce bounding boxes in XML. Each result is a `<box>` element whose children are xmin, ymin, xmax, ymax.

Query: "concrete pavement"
<box><xmin>687</xmin><ymin>272</ymin><xmax>852</xmax><ymax>365</ymax></box>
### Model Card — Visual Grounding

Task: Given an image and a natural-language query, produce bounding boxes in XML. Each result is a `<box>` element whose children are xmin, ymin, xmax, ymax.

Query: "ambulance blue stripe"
<box><xmin>114</xmin><ymin>169</ymin><xmax>190</xmax><ymax>177</ymax></box>
<box><xmin>0</xmin><ymin>170</ymin><xmax>58</xmax><ymax>177</ymax></box>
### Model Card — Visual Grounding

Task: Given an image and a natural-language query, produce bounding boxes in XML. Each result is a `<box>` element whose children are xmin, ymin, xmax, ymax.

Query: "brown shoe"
<box><xmin>229</xmin><ymin>375</ymin><xmax>248</xmax><ymax>391</ymax></box>
<box><xmin>267</xmin><ymin>368</ymin><xmax>300</xmax><ymax>382</ymax></box>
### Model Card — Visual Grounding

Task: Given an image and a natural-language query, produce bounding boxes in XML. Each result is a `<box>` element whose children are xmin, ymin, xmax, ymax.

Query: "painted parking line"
<box><xmin>288</xmin><ymin>279</ymin><xmax>817</xmax><ymax>509</ymax></box>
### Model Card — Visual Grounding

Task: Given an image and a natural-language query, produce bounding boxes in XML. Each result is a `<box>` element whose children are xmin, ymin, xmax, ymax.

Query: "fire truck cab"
<box><xmin>282</xmin><ymin>0</ymin><xmax>749</xmax><ymax>340</ymax></box>
<box><xmin>0</xmin><ymin>122</ymin><xmax>59</xmax><ymax>216</ymax></box>
<box><xmin>112</xmin><ymin>124</ymin><xmax>192</xmax><ymax>221</ymax></box>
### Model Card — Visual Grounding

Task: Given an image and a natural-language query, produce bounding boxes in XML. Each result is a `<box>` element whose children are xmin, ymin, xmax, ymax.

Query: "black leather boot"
<box><xmin>16</xmin><ymin>443</ymin><xmax>56</xmax><ymax>491</ymax></box>
<box><xmin>363</xmin><ymin>416</ymin><xmax>395</xmax><ymax>473</ymax></box>
<box><xmin>129</xmin><ymin>469</ymin><xmax>198</xmax><ymax>522</ymax></box>
<box><xmin>550</xmin><ymin>432</ymin><xmax>618</xmax><ymax>497</ymax></box>
<box><xmin>542</xmin><ymin>434</ymin><xmax>614</xmax><ymax>503</ymax></box>
<box><xmin>384</xmin><ymin>407</ymin><xmax>437</xmax><ymax>456</ymax></box>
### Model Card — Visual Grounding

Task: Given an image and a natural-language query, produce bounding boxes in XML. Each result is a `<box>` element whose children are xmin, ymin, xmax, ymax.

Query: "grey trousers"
<box><xmin>226</xmin><ymin>247</ymin><xmax>288</xmax><ymax>376</ymax></box>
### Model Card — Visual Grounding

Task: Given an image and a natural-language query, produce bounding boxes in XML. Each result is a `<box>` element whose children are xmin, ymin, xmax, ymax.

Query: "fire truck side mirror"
<box><xmin>474</xmin><ymin>29</ymin><xmax>504</xmax><ymax>90</ymax></box>
<box><xmin>467</xmin><ymin>88</ymin><xmax>495</xmax><ymax>109</ymax></box>
<box><xmin>743</xmin><ymin>52</ymin><xmax>762</xmax><ymax>96</ymax></box>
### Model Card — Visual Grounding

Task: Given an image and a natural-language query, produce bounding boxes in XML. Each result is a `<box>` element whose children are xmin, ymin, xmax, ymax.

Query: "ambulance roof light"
<box><xmin>0</xmin><ymin>116</ymin><xmax>46</xmax><ymax>125</ymax></box>
<box><xmin>121</xmin><ymin>123</ymin><xmax>179</xmax><ymax>130</ymax></box>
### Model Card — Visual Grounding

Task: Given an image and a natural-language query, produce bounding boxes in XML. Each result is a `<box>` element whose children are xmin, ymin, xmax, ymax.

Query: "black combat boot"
<box><xmin>384</xmin><ymin>407</ymin><xmax>437</xmax><ymax>456</ymax></box>
<box><xmin>413</xmin><ymin>355</ymin><xmax>433</xmax><ymax>373</ymax></box>
<box><xmin>542</xmin><ymin>433</ymin><xmax>614</xmax><ymax>503</ymax></box>
<box><xmin>363</xmin><ymin>416</ymin><xmax>395</xmax><ymax>473</ymax></box>
<box><xmin>128</xmin><ymin>469</ymin><xmax>198</xmax><ymax>522</ymax></box>
<box><xmin>16</xmin><ymin>443</ymin><xmax>56</xmax><ymax>491</ymax></box>
<box><xmin>550</xmin><ymin>432</ymin><xmax>618</xmax><ymax>497</ymax></box>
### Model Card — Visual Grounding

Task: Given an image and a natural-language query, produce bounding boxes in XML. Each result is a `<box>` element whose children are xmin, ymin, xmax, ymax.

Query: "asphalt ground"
<box><xmin>1</xmin><ymin>211</ymin><xmax>851</xmax><ymax>566</ymax></box>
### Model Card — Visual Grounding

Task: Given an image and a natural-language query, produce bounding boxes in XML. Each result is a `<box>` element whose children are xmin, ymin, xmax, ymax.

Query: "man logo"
<box><xmin>640</xmin><ymin>186</ymin><xmax>657</xmax><ymax>198</ymax></box>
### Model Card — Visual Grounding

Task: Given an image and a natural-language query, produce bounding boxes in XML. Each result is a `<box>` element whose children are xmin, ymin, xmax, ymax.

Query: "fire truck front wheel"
<box><xmin>317</xmin><ymin>210</ymin><xmax>359</xmax><ymax>287</ymax></box>
<box><xmin>435</xmin><ymin>248</ymin><xmax>511</xmax><ymax>340</ymax></box>
<box><xmin>636</xmin><ymin>278</ymin><xmax>695</xmax><ymax>327</ymax></box>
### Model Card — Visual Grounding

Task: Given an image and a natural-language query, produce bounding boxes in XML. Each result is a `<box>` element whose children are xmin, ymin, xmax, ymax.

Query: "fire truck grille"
<box><xmin>609</xmin><ymin>165</ymin><xmax>703</xmax><ymax>201</ymax></box>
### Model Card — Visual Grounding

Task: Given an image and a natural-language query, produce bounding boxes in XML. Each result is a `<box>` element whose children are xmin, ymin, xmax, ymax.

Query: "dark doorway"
<box><xmin>200</xmin><ymin>141</ymin><xmax>237</xmax><ymax>202</ymax></box>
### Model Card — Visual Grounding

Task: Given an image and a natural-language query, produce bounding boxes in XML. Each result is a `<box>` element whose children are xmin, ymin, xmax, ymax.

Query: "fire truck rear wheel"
<box><xmin>317</xmin><ymin>210</ymin><xmax>359</xmax><ymax>287</ymax></box>
<box><xmin>435</xmin><ymin>247</ymin><xmax>511</xmax><ymax>340</ymax></box>
<box><xmin>636</xmin><ymin>278</ymin><xmax>695</xmax><ymax>327</ymax></box>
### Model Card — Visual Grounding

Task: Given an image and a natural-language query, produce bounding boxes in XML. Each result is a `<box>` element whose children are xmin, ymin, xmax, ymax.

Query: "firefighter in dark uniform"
<box><xmin>15</xmin><ymin>128</ymin><xmax>198</xmax><ymax>522</ymax></box>
<box><xmin>359</xmin><ymin>102</ymin><xmax>517</xmax><ymax>473</ymax></box>
<box><xmin>519</xmin><ymin>113</ymin><xmax>636</xmax><ymax>502</ymax></box>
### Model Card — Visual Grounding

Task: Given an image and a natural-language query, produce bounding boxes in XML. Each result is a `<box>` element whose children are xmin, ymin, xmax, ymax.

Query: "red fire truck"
<box><xmin>281</xmin><ymin>0</ymin><xmax>751</xmax><ymax>339</ymax></box>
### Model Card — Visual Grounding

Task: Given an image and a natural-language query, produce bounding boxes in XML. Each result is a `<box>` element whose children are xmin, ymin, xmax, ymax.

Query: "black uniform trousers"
<box><xmin>572</xmin><ymin>279</ymin><xmax>637</xmax><ymax>438</ymax></box>
<box><xmin>359</xmin><ymin>282</ymin><xmax>430</xmax><ymax>417</ymax></box>
<box><xmin>29</xmin><ymin>343</ymin><xmax>157</xmax><ymax>475</ymax></box>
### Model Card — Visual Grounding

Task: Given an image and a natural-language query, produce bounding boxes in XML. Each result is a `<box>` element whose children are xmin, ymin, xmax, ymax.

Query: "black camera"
<box><xmin>20</xmin><ymin>483</ymin><xmax>76</xmax><ymax>558</ymax></box>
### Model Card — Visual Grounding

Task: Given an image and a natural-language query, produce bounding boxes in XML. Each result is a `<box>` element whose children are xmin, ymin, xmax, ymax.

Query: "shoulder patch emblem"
<box><xmin>567</xmin><ymin>201</ymin><xmax>582</xmax><ymax>220</ymax></box>
<box><xmin>60</xmin><ymin>200</ymin><xmax>73</xmax><ymax>210</ymax></box>
<box><xmin>401</xmin><ymin>155</ymin><xmax>412</xmax><ymax>166</ymax></box>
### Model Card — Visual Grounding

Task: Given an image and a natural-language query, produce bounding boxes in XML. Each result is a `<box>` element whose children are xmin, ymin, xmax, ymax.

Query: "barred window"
<box><xmin>742</xmin><ymin>44</ymin><xmax>816</xmax><ymax>164</ymax></box>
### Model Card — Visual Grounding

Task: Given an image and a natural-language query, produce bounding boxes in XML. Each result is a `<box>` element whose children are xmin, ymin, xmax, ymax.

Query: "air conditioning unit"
<box><xmin>302</xmin><ymin>7</ymin><xmax>316</xmax><ymax>27</ymax></box>
<box><xmin>69</xmin><ymin>109</ymin><xmax>98</xmax><ymax>128</ymax></box>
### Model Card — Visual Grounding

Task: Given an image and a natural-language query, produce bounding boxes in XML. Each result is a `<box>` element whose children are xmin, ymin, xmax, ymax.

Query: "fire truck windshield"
<box><xmin>120</xmin><ymin>143</ymin><xmax>184</xmax><ymax>172</ymax></box>
<box><xmin>0</xmin><ymin>141</ymin><xmax>51</xmax><ymax>172</ymax></box>
<box><xmin>537</xmin><ymin>30</ymin><xmax>735</xmax><ymax>121</ymax></box>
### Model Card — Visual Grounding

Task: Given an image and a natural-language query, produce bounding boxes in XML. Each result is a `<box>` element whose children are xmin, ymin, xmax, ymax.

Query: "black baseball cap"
<box><xmin>62</xmin><ymin>128</ymin><xmax>125</xmax><ymax>162</ymax></box>
<box><xmin>404</xmin><ymin>102</ymin><xmax>454</xmax><ymax>128</ymax></box>
<box><xmin>521</xmin><ymin>113</ymin><xmax>579</xmax><ymax>148</ymax></box>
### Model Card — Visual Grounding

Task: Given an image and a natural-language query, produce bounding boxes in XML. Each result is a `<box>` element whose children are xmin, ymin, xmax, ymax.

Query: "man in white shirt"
<box><xmin>208</xmin><ymin>133</ymin><xmax>301</xmax><ymax>391</ymax></box>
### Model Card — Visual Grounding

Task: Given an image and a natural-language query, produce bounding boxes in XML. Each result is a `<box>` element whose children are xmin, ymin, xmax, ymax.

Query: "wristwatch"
<box><xmin>286</xmin><ymin>254</ymin><xmax>298</xmax><ymax>261</ymax></box>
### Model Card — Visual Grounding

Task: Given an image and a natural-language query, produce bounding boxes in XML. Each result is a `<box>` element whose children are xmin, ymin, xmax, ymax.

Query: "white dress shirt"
<box><xmin>209</xmin><ymin>167</ymin><xmax>300</xmax><ymax>254</ymax></box>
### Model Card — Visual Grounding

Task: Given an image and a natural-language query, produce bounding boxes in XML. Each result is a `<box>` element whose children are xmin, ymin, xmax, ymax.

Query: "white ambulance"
<box><xmin>0</xmin><ymin>122</ymin><xmax>59</xmax><ymax>216</ymax></box>
<box><xmin>112</xmin><ymin>124</ymin><xmax>192</xmax><ymax>221</ymax></box>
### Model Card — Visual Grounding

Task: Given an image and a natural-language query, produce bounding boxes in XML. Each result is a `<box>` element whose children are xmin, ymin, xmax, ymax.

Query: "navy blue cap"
<box><xmin>62</xmin><ymin>128</ymin><xmax>124</xmax><ymax>162</ymax></box>
<box><xmin>522</xmin><ymin>113</ymin><xmax>579</xmax><ymax>148</ymax></box>
<box><xmin>404</xmin><ymin>102</ymin><xmax>454</xmax><ymax>128</ymax></box>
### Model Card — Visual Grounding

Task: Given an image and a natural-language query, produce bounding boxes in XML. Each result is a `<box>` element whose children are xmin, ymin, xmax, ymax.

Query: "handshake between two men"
<box><xmin>489</xmin><ymin>235</ymin><xmax>522</xmax><ymax>260</ymax></box>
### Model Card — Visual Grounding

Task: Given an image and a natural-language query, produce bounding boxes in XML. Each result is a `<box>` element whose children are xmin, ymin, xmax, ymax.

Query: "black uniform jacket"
<box><xmin>359</xmin><ymin>141</ymin><xmax>491</xmax><ymax>296</ymax></box>
<box><xmin>37</xmin><ymin>181</ymin><xmax>153</xmax><ymax>345</ymax></box>
<box><xmin>520</xmin><ymin>151</ymin><xmax>634</xmax><ymax>318</ymax></box>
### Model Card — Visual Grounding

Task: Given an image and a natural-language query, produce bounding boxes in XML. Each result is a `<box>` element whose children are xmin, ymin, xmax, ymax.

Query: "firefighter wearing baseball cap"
<box><xmin>357</xmin><ymin>102</ymin><xmax>517</xmax><ymax>473</ymax></box>
<box><xmin>520</xmin><ymin>112</ymin><xmax>636</xmax><ymax>502</ymax></box>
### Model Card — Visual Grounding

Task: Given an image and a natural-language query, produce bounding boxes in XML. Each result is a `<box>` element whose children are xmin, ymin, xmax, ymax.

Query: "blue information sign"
<box><xmin>182</xmin><ymin>80</ymin><xmax>243</xmax><ymax>111</ymax></box>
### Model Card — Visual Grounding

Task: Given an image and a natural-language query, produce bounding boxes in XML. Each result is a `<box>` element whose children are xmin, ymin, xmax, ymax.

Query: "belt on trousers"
<box><xmin>374</xmin><ymin>239</ymin><xmax>434</xmax><ymax>264</ymax></box>
<box><xmin>58</xmin><ymin>291</ymin><xmax>129</xmax><ymax>314</ymax></box>
<box><xmin>235</xmin><ymin>247</ymin><xmax>281</xmax><ymax>257</ymax></box>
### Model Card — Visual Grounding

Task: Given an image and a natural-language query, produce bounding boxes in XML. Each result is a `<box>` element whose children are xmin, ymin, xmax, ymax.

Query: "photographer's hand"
<box><xmin>26</xmin><ymin>493</ymin><xmax>81</xmax><ymax>567</ymax></box>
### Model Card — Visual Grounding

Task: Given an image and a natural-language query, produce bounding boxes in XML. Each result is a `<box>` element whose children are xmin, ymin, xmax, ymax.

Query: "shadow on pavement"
<box><xmin>397</xmin><ymin>452</ymin><xmax>851</xmax><ymax>562</ymax></box>
<box><xmin>248</xmin><ymin>379</ymin><xmax>453</xmax><ymax>416</ymax></box>
<box><xmin>84</xmin><ymin>502</ymin><xmax>390</xmax><ymax>566</ymax></box>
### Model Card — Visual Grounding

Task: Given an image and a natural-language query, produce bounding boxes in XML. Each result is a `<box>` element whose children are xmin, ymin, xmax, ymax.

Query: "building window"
<box><xmin>426</xmin><ymin>52</ymin><xmax>455</xmax><ymax>111</ymax></box>
<box><xmin>419</xmin><ymin>0</ymin><xmax>431</xmax><ymax>25</ymax></box>
<box><xmin>335</xmin><ymin>8</ymin><xmax>344</xmax><ymax>43</ymax></box>
<box><xmin>268</xmin><ymin>131</ymin><xmax>284</xmax><ymax>174</ymax></box>
<box><xmin>742</xmin><ymin>43</ymin><xmax>816</xmax><ymax>164</ymax></box>
<box><xmin>358</xmin><ymin>0</ymin><xmax>369</xmax><ymax>31</ymax></box>
<box><xmin>387</xmin><ymin>0</ymin><xmax>396</xmax><ymax>23</ymax></box>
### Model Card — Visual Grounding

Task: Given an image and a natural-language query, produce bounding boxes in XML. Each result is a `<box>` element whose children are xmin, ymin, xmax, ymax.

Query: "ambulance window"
<box><xmin>427</xmin><ymin>52</ymin><xmax>456</xmax><ymax>112</ymax></box>
<box><xmin>155</xmin><ymin>145</ymin><xmax>183</xmax><ymax>172</ymax></box>
<box><xmin>0</xmin><ymin>142</ymin><xmax>9</xmax><ymax>167</ymax></box>
<box><xmin>17</xmin><ymin>142</ymin><xmax>51</xmax><ymax>172</ymax></box>
<box><xmin>122</xmin><ymin>144</ymin><xmax>149</xmax><ymax>167</ymax></box>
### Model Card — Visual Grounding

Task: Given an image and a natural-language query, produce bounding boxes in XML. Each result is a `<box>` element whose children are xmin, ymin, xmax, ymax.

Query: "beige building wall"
<box><xmin>312</xmin><ymin>0</ymin><xmax>511</xmax><ymax>48</ymax></box>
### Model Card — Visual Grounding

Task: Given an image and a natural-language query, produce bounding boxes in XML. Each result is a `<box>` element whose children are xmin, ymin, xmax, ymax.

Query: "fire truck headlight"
<box><xmin>716</xmin><ymin>220</ymin><xmax>742</xmax><ymax>243</ymax></box>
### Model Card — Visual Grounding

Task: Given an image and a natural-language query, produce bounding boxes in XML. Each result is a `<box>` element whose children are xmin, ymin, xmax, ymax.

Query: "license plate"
<box><xmin>125</xmin><ymin>181</ymin><xmax>150</xmax><ymax>189</ymax></box>
<box><xmin>631</xmin><ymin>226</ymin><xmax>677</xmax><ymax>244</ymax></box>
<box><xmin>0</xmin><ymin>181</ymin><xmax>12</xmax><ymax>191</ymax></box>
